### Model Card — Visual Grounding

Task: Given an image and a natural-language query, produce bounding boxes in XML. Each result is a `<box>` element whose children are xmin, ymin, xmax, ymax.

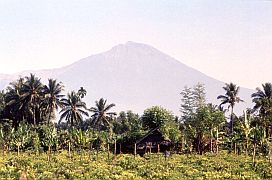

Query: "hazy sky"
<box><xmin>0</xmin><ymin>0</ymin><xmax>271</xmax><ymax>89</ymax></box>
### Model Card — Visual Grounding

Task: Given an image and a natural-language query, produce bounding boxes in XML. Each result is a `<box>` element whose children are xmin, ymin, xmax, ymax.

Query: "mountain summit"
<box><xmin>0</xmin><ymin>42</ymin><xmax>253</xmax><ymax>114</ymax></box>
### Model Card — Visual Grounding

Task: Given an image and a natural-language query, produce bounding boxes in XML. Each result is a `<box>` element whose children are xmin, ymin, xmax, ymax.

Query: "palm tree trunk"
<box><xmin>197</xmin><ymin>133</ymin><xmax>202</xmax><ymax>154</ymax></box>
<box><xmin>89</xmin><ymin>142</ymin><xmax>92</xmax><ymax>160</ymax></box>
<box><xmin>7</xmin><ymin>145</ymin><xmax>9</xmax><ymax>155</ymax></box>
<box><xmin>48</xmin><ymin>107</ymin><xmax>52</xmax><ymax>125</ymax></box>
<box><xmin>114</xmin><ymin>139</ymin><xmax>117</xmax><ymax>161</ymax></box>
<box><xmin>181</xmin><ymin>135</ymin><xmax>185</xmax><ymax>153</ymax></box>
<box><xmin>252</xmin><ymin>142</ymin><xmax>256</xmax><ymax>166</ymax></box>
<box><xmin>48</xmin><ymin>146</ymin><xmax>51</xmax><ymax>161</ymax></box>
<box><xmin>231</xmin><ymin>106</ymin><xmax>234</xmax><ymax>134</ymax></box>
<box><xmin>269</xmin><ymin>146</ymin><xmax>272</xmax><ymax>164</ymax></box>
<box><xmin>246</xmin><ymin>137</ymin><xmax>248</xmax><ymax>156</ymax></box>
<box><xmin>17</xmin><ymin>145</ymin><xmax>20</xmax><ymax>156</ymax></box>
<box><xmin>134</xmin><ymin>143</ymin><xmax>137</xmax><ymax>157</ymax></box>
<box><xmin>210</xmin><ymin>129</ymin><xmax>213</xmax><ymax>153</ymax></box>
<box><xmin>79</xmin><ymin>146</ymin><xmax>82</xmax><ymax>162</ymax></box>
<box><xmin>33</xmin><ymin>107</ymin><xmax>36</xmax><ymax>126</ymax></box>
<box><xmin>2</xmin><ymin>145</ymin><xmax>4</xmax><ymax>157</ymax></box>
<box><xmin>231</xmin><ymin>106</ymin><xmax>236</xmax><ymax>154</ymax></box>
<box><xmin>96</xmin><ymin>145</ymin><xmax>99</xmax><ymax>161</ymax></box>
<box><xmin>216</xmin><ymin>127</ymin><xmax>219</xmax><ymax>154</ymax></box>
<box><xmin>267</xmin><ymin>141</ymin><xmax>272</xmax><ymax>164</ymax></box>
<box><xmin>68</xmin><ymin>141</ymin><xmax>71</xmax><ymax>158</ymax></box>
<box><xmin>234</xmin><ymin>143</ymin><xmax>237</xmax><ymax>155</ymax></box>
<box><xmin>96</xmin><ymin>129</ymin><xmax>100</xmax><ymax>161</ymax></box>
<box><xmin>107</xmin><ymin>142</ymin><xmax>110</xmax><ymax>161</ymax></box>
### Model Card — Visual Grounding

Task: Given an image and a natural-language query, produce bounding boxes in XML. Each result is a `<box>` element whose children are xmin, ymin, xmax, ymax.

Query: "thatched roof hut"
<box><xmin>118</xmin><ymin>127</ymin><xmax>172</xmax><ymax>155</ymax></box>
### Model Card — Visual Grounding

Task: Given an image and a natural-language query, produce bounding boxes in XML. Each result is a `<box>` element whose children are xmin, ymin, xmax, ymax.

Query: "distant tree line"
<box><xmin>0</xmin><ymin>74</ymin><xmax>179</xmax><ymax>159</ymax></box>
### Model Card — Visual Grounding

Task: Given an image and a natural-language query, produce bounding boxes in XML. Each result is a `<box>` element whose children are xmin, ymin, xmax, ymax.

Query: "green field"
<box><xmin>0</xmin><ymin>151</ymin><xmax>271</xmax><ymax>179</ymax></box>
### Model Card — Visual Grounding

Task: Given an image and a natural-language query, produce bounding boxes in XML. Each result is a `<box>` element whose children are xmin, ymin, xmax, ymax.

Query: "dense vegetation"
<box><xmin>1</xmin><ymin>151</ymin><xmax>272</xmax><ymax>179</ymax></box>
<box><xmin>0</xmin><ymin>74</ymin><xmax>272</xmax><ymax>179</ymax></box>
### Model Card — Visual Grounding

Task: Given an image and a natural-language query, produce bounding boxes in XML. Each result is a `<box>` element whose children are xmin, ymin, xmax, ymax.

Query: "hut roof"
<box><xmin>136</xmin><ymin>127</ymin><xmax>164</xmax><ymax>145</ymax></box>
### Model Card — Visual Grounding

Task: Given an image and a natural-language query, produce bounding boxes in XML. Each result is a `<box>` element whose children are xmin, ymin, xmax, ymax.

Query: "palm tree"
<box><xmin>21</xmin><ymin>74</ymin><xmax>43</xmax><ymax>125</ymax></box>
<box><xmin>42</xmin><ymin>79</ymin><xmax>64</xmax><ymax>125</ymax></box>
<box><xmin>77</xmin><ymin>87</ymin><xmax>87</xmax><ymax>99</ymax></box>
<box><xmin>59</xmin><ymin>91</ymin><xmax>89</xmax><ymax>127</ymax></box>
<box><xmin>89</xmin><ymin>98</ymin><xmax>116</xmax><ymax>131</ymax></box>
<box><xmin>4</xmin><ymin>78</ymin><xmax>25</xmax><ymax>126</ymax></box>
<box><xmin>0</xmin><ymin>90</ymin><xmax>6</xmax><ymax>111</ymax></box>
<box><xmin>251</xmin><ymin>82</ymin><xmax>272</xmax><ymax>136</ymax></box>
<box><xmin>217</xmin><ymin>82</ymin><xmax>243</xmax><ymax>133</ymax></box>
<box><xmin>252</xmin><ymin>83</ymin><xmax>272</xmax><ymax>118</ymax></box>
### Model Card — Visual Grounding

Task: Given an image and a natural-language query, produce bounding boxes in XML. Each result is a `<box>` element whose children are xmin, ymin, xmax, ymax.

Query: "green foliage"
<box><xmin>183</xmin><ymin>104</ymin><xmax>225</xmax><ymax>154</ymax></box>
<box><xmin>1</xmin><ymin>75</ymin><xmax>64</xmax><ymax>126</ymax></box>
<box><xmin>251</xmin><ymin>82</ymin><xmax>272</xmax><ymax>154</ymax></box>
<box><xmin>1</xmin><ymin>74</ymin><xmax>272</xmax><ymax>164</ymax></box>
<box><xmin>180</xmin><ymin>83</ymin><xmax>206</xmax><ymax>122</ymax></box>
<box><xmin>161</xmin><ymin>121</ymin><xmax>181</xmax><ymax>143</ymax></box>
<box><xmin>180</xmin><ymin>84</ymin><xmax>226</xmax><ymax>153</ymax></box>
<box><xmin>252</xmin><ymin>83</ymin><xmax>272</xmax><ymax>118</ymax></box>
<box><xmin>11</xmin><ymin>123</ymin><xmax>30</xmax><ymax>154</ymax></box>
<box><xmin>141</xmin><ymin>106</ymin><xmax>181</xmax><ymax>144</ymax></box>
<box><xmin>71</xmin><ymin>128</ymin><xmax>91</xmax><ymax>149</ymax></box>
<box><xmin>89</xmin><ymin>98</ymin><xmax>116</xmax><ymax>131</ymax></box>
<box><xmin>77</xmin><ymin>87</ymin><xmax>87</xmax><ymax>99</ymax></box>
<box><xmin>29</xmin><ymin>130</ymin><xmax>40</xmax><ymax>153</ymax></box>
<box><xmin>0</xmin><ymin>151</ymin><xmax>272</xmax><ymax>179</ymax></box>
<box><xmin>180</xmin><ymin>86</ymin><xmax>194</xmax><ymax>120</ymax></box>
<box><xmin>0</xmin><ymin>120</ymin><xmax>12</xmax><ymax>150</ymax></box>
<box><xmin>217</xmin><ymin>82</ymin><xmax>243</xmax><ymax>133</ymax></box>
<box><xmin>38</xmin><ymin>124</ymin><xmax>58</xmax><ymax>151</ymax></box>
<box><xmin>59</xmin><ymin>91</ymin><xmax>89</xmax><ymax>127</ymax></box>
<box><xmin>42</xmin><ymin>78</ymin><xmax>64</xmax><ymax>124</ymax></box>
<box><xmin>142</xmin><ymin>106</ymin><xmax>174</xmax><ymax>130</ymax></box>
<box><xmin>113</xmin><ymin>110</ymin><xmax>142</xmax><ymax>135</ymax></box>
<box><xmin>193</xmin><ymin>83</ymin><xmax>206</xmax><ymax>108</ymax></box>
<box><xmin>185</xmin><ymin>106</ymin><xmax>210</xmax><ymax>140</ymax></box>
<box><xmin>0</xmin><ymin>90</ymin><xmax>5</xmax><ymax>112</ymax></box>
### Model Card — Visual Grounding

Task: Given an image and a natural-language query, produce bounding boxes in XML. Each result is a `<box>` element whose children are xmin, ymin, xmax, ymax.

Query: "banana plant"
<box><xmin>73</xmin><ymin>129</ymin><xmax>90</xmax><ymax>151</ymax></box>
<box><xmin>0</xmin><ymin>121</ymin><xmax>13</xmax><ymax>155</ymax></box>
<box><xmin>58</xmin><ymin>129</ymin><xmax>72</xmax><ymax>156</ymax></box>
<box><xmin>42</xmin><ymin>125</ymin><xmax>57</xmax><ymax>161</ymax></box>
<box><xmin>31</xmin><ymin>130</ymin><xmax>40</xmax><ymax>155</ymax></box>
<box><xmin>85</xmin><ymin>130</ymin><xmax>96</xmax><ymax>160</ymax></box>
<box><xmin>252</xmin><ymin>125</ymin><xmax>272</xmax><ymax>163</ymax></box>
<box><xmin>11</xmin><ymin>123</ymin><xmax>30</xmax><ymax>156</ymax></box>
<box><xmin>251</xmin><ymin>125</ymin><xmax>263</xmax><ymax>165</ymax></box>
<box><xmin>239</xmin><ymin>110</ymin><xmax>254</xmax><ymax>156</ymax></box>
<box><xmin>71</xmin><ymin>128</ymin><xmax>92</xmax><ymax>161</ymax></box>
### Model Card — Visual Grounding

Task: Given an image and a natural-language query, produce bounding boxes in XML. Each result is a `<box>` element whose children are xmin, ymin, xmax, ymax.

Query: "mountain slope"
<box><xmin>0</xmin><ymin>42</ymin><xmax>253</xmax><ymax>115</ymax></box>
